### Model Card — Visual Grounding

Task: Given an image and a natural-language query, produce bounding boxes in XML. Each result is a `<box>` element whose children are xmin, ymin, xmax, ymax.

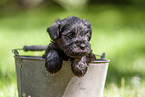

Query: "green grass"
<box><xmin>0</xmin><ymin>5</ymin><xmax>145</xmax><ymax>97</ymax></box>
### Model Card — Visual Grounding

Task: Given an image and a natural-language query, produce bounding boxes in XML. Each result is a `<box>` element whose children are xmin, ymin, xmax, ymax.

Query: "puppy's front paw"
<box><xmin>45</xmin><ymin>50</ymin><xmax>62</xmax><ymax>74</ymax></box>
<box><xmin>71</xmin><ymin>59</ymin><xmax>87</xmax><ymax>77</ymax></box>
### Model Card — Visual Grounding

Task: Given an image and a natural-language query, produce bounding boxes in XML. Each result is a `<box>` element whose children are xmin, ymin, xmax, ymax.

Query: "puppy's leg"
<box><xmin>45</xmin><ymin>50</ymin><xmax>62</xmax><ymax>74</ymax></box>
<box><xmin>86</xmin><ymin>53</ymin><xmax>96</xmax><ymax>63</ymax></box>
<box><xmin>71</xmin><ymin>56</ymin><xmax>88</xmax><ymax>77</ymax></box>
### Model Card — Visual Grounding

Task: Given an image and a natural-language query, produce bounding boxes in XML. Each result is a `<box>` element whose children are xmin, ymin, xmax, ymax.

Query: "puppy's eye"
<box><xmin>82</xmin><ymin>31</ymin><xmax>90</xmax><ymax>40</ymax></box>
<box><xmin>67</xmin><ymin>33</ymin><xmax>75</xmax><ymax>39</ymax></box>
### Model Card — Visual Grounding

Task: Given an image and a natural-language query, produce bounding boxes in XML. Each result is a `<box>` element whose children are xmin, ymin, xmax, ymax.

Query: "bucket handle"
<box><xmin>23</xmin><ymin>45</ymin><xmax>48</xmax><ymax>51</ymax></box>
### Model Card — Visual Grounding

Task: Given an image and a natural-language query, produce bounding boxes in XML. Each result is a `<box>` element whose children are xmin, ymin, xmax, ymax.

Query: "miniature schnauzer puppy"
<box><xmin>44</xmin><ymin>16</ymin><xmax>96</xmax><ymax>77</ymax></box>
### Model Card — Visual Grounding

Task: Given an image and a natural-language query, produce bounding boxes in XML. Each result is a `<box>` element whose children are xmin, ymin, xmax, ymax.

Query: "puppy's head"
<box><xmin>47</xmin><ymin>16</ymin><xmax>92</xmax><ymax>58</ymax></box>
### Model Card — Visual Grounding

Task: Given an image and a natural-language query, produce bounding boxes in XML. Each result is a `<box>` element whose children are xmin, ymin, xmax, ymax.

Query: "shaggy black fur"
<box><xmin>43</xmin><ymin>16</ymin><xmax>96</xmax><ymax>77</ymax></box>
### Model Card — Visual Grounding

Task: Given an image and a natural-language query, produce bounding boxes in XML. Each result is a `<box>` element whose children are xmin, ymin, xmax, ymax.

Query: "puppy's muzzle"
<box><xmin>75</xmin><ymin>41</ymin><xmax>86</xmax><ymax>50</ymax></box>
<box><xmin>67</xmin><ymin>40</ymin><xmax>91</xmax><ymax>58</ymax></box>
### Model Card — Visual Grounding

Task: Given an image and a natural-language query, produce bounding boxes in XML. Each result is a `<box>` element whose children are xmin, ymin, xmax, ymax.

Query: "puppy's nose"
<box><xmin>80</xmin><ymin>43</ymin><xmax>86</xmax><ymax>50</ymax></box>
<box><xmin>75</xmin><ymin>41</ymin><xmax>86</xmax><ymax>50</ymax></box>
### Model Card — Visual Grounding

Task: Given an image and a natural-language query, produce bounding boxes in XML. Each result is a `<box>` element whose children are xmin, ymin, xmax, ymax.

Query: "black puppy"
<box><xmin>44</xmin><ymin>16</ymin><xmax>96</xmax><ymax>77</ymax></box>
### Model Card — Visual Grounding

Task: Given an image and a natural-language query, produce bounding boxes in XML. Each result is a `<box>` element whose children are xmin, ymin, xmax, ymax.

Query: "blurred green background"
<box><xmin>0</xmin><ymin>0</ymin><xmax>145</xmax><ymax>96</ymax></box>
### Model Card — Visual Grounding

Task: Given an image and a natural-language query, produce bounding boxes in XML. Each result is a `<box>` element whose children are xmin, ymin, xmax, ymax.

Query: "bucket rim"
<box><xmin>12</xmin><ymin>49</ymin><xmax>110</xmax><ymax>63</ymax></box>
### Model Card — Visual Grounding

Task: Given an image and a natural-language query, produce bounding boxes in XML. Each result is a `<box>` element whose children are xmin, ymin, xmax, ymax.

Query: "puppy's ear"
<box><xmin>47</xmin><ymin>19</ymin><xmax>62</xmax><ymax>40</ymax></box>
<box><xmin>82</xmin><ymin>20</ymin><xmax>92</xmax><ymax>41</ymax></box>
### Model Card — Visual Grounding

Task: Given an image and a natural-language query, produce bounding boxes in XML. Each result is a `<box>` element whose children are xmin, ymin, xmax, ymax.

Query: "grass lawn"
<box><xmin>0</xmin><ymin>5</ymin><xmax>145</xmax><ymax>97</ymax></box>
